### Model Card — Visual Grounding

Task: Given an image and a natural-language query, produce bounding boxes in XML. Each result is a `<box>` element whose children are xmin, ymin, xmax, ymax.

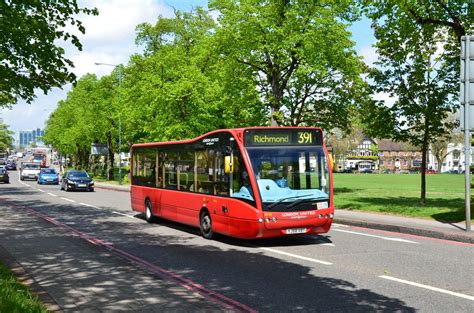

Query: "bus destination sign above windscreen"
<box><xmin>244</xmin><ymin>129</ymin><xmax>322</xmax><ymax>146</ymax></box>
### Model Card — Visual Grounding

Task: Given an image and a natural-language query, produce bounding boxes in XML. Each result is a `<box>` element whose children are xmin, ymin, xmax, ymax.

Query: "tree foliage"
<box><xmin>361</xmin><ymin>0</ymin><xmax>473</xmax><ymax>204</ymax></box>
<box><xmin>0</xmin><ymin>123</ymin><xmax>14</xmax><ymax>152</ymax></box>
<box><xmin>0</xmin><ymin>0</ymin><xmax>98</xmax><ymax>107</ymax></box>
<box><xmin>210</xmin><ymin>0</ymin><xmax>369</xmax><ymax>128</ymax></box>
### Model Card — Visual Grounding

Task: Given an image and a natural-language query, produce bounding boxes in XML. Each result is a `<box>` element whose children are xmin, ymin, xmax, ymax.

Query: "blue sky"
<box><xmin>1</xmin><ymin>0</ymin><xmax>376</xmax><ymax>145</ymax></box>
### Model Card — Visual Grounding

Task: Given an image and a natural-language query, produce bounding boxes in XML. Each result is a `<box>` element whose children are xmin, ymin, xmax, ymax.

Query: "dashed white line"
<box><xmin>320</xmin><ymin>243</ymin><xmax>336</xmax><ymax>247</ymax></box>
<box><xmin>379</xmin><ymin>275</ymin><xmax>474</xmax><ymax>301</ymax></box>
<box><xmin>258</xmin><ymin>247</ymin><xmax>332</xmax><ymax>265</ymax></box>
<box><xmin>332</xmin><ymin>223</ymin><xmax>349</xmax><ymax>228</ymax></box>
<box><xmin>333</xmin><ymin>228</ymin><xmax>419</xmax><ymax>244</ymax></box>
<box><xmin>47</xmin><ymin>193</ymin><xmax>58</xmax><ymax>197</ymax></box>
<box><xmin>79</xmin><ymin>203</ymin><xmax>101</xmax><ymax>209</ymax></box>
<box><xmin>112</xmin><ymin>211</ymin><xmax>137</xmax><ymax>219</ymax></box>
<box><xmin>37</xmin><ymin>189</ymin><xmax>45</xmax><ymax>192</ymax></box>
<box><xmin>60</xmin><ymin>197</ymin><xmax>75</xmax><ymax>203</ymax></box>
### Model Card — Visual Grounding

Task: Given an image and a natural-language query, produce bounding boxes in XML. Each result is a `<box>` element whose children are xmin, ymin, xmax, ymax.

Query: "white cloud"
<box><xmin>359</xmin><ymin>45</ymin><xmax>378</xmax><ymax>67</ymax></box>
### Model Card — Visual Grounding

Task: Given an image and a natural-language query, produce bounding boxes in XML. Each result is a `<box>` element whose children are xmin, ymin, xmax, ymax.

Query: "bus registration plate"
<box><xmin>286</xmin><ymin>228</ymin><xmax>306</xmax><ymax>234</ymax></box>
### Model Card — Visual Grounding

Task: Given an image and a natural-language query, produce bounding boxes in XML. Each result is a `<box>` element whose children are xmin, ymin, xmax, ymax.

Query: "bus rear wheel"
<box><xmin>145</xmin><ymin>199</ymin><xmax>156</xmax><ymax>223</ymax></box>
<box><xmin>200</xmin><ymin>211</ymin><xmax>214</xmax><ymax>239</ymax></box>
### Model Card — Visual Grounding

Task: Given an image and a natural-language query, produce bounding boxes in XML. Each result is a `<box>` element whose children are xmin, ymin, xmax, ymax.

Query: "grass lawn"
<box><xmin>0</xmin><ymin>262</ymin><xmax>47</xmax><ymax>312</ymax></box>
<box><xmin>333</xmin><ymin>173</ymin><xmax>473</xmax><ymax>223</ymax></box>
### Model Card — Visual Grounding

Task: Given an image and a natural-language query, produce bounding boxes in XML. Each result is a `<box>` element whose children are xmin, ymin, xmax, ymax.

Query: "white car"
<box><xmin>20</xmin><ymin>163</ymin><xmax>41</xmax><ymax>180</ymax></box>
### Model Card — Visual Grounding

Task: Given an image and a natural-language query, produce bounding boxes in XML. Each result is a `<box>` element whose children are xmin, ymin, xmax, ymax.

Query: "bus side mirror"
<box><xmin>225</xmin><ymin>156</ymin><xmax>233</xmax><ymax>173</ymax></box>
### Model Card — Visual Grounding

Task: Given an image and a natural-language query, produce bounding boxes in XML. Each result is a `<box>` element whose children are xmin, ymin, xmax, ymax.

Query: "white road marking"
<box><xmin>60</xmin><ymin>197</ymin><xmax>75</xmax><ymax>203</ymax></box>
<box><xmin>258</xmin><ymin>247</ymin><xmax>332</xmax><ymax>265</ymax></box>
<box><xmin>332</xmin><ymin>223</ymin><xmax>349</xmax><ymax>228</ymax></box>
<box><xmin>333</xmin><ymin>229</ymin><xmax>419</xmax><ymax>244</ymax></box>
<box><xmin>112</xmin><ymin>211</ymin><xmax>137</xmax><ymax>219</ymax></box>
<box><xmin>37</xmin><ymin>189</ymin><xmax>45</xmax><ymax>192</ymax></box>
<box><xmin>47</xmin><ymin>193</ymin><xmax>58</xmax><ymax>197</ymax></box>
<box><xmin>79</xmin><ymin>203</ymin><xmax>101</xmax><ymax>209</ymax></box>
<box><xmin>320</xmin><ymin>243</ymin><xmax>336</xmax><ymax>247</ymax></box>
<box><xmin>379</xmin><ymin>275</ymin><xmax>474</xmax><ymax>301</ymax></box>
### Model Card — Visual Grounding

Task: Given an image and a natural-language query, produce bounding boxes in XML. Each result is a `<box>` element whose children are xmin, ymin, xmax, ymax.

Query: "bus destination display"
<box><xmin>244</xmin><ymin>129</ymin><xmax>322</xmax><ymax>146</ymax></box>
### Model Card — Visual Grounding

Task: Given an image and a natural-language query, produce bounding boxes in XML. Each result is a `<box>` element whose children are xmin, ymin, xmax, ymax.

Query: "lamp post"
<box><xmin>95</xmin><ymin>62</ymin><xmax>123</xmax><ymax>185</ymax></box>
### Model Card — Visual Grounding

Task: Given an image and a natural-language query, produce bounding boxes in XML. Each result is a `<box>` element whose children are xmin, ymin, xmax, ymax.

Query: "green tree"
<box><xmin>210</xmin><ymin>0</ymin><xmax>368</xmax><ymax>128</ymax></box>
<box><xmin>0</xmin><ymin>0</ymin><xmax>98</xmax><ymax>107</ymax></box>
<box><xmin>362</xmin><ymin>0</ymin><xmax>472</xmax><ymax>205</ymax></box>
<box><xmin>128</xmin><ymin>8</ymin><xmax>263</xmax><ymax>143</ymax></box>
<box><xmin>0</xmin><ymin>123</ymin><xmax>14</xmax><ymax>152</ymax></box>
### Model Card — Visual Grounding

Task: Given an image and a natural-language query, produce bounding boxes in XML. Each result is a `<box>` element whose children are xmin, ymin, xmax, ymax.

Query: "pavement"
<box><xmin>93</xmin><ymin>182</ymin><xmax>474</xmax><ymax>244</ymax></box>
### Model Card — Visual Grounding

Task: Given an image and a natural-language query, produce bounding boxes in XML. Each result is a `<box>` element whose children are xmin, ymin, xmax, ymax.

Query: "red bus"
<box><xmin>130</xmin><ymin>127</ymin><xmax>334</xmax><ymax>239</ymax></box>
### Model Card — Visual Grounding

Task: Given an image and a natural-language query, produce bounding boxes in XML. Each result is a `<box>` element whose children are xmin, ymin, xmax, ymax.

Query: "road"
<box><xmin>0</xmin><ymin>170</ymin><xmax>472</xmax><ymax>312</ymax></box>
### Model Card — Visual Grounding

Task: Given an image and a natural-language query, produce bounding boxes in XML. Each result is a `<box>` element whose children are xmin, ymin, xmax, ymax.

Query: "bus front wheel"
<box><xmin>200</xmin><ymin>211</ymin><xmax>214</xmax><ymax>239</ymax></box>
<box><xmin>145</xmin><ymin>199</ymin><xmax>156</xmax><ymax>223</ymax></box>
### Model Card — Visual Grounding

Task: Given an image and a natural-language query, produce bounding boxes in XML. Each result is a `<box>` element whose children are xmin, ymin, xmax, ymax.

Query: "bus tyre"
<box><xmin>200</xmin><ymin>211</ymin><xmax>214</xmax><ymax>239</ymax></box>
<box><xmin>145</xmin><ymin>200</ymin><xmax>156</xmax><ymax>223</ymax></box>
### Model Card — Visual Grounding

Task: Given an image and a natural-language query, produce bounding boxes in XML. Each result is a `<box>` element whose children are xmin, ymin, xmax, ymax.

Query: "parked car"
<box><xmin>37</xmin><ymin>168</ymin><xmax>59</xmax><ymax>185</ymax></box>
<box><xmin>20</xmin><ymin>163</ymin><xmax>41</xmax><ymax>180</ymax></box>
<box><xmin>425</xmin><ymin>169</ymin><xmax>437</xmax><ymax>174</ymax></box>
<box><xmin>359</xmin><ymin>168</ymin><xmax>373</xmax><ymax>174</ymax></box>
<box><xmin>61</xmin><ymin>170</ymin><xmax>94</xmax><ymax>192</ymax></box>
<box><xmin>0</xmin><ymin>168</ymin><xmax>9</xmax><ymax>184</ymax></box>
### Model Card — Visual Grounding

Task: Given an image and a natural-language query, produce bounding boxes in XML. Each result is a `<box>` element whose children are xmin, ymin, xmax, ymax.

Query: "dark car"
<box><xmin>38</xmin><ymin>168</ymin><xmax>59</xmax><ymax>185</ymax></box>
<box><xmin>0</xmin><ymin>168</ymin><xmax>9</xmax><ymax>184</ymax></box>
<box><xmin>5</xmin><ymin>161</ymin><xmax>16</xmax><ymax>170</ymax></box>
<box><xmin>61</xmin><ymin>170</ymin><xmax>94</xmax><ymax>192</ymax></box>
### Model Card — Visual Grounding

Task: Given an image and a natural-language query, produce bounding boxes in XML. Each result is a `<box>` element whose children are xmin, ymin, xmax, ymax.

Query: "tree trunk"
<box><xmin>420</xmin><ymin>140</ymin><xmax>428</xmax><ymax>206</ymax></box>
<box><xmin>106</xmin><ymin>132</ymin><xmax>115</xmax><ymax>181</ymax></box>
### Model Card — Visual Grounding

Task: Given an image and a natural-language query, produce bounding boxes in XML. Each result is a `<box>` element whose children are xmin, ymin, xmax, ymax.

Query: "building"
<box><xmin>378</xmin><ymin>140</ymin><xmax>422</xmax><ymax>172</ymax></box>
<box><xmin>19</xmin><ymin>128</ymin><xmax>44</xmax><ymax>148</ymax></box>
<box><xmin>343</xmin><ymin>136</ymin><xmax>469</xmax><ymax>173</ymax></box>
<box><xmin>345</xmin><ymin>136</ymin><xmax>378</xmax><ymax>171</ymax></box>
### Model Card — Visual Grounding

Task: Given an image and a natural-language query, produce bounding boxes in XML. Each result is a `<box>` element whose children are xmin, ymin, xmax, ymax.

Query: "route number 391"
<box><xmin>298</xmin><ymin>132</ymin><xmax>313</xmax><ymax>144</ymax></box>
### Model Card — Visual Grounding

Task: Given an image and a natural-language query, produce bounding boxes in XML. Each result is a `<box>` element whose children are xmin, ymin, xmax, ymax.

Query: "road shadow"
<box><xmin>0</xmin><ymin>196</ymin><xmax>418</xmax><ymax>312</ymax></box>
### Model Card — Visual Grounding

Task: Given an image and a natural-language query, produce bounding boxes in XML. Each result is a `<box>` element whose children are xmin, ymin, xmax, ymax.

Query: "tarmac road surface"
<box><xmin>0</xmin><ymin>170</ymin><xmax>472</xmax><ymax>312</ymax></box>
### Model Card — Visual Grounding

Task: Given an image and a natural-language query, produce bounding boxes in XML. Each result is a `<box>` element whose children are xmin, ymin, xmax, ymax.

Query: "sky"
<box><xmin>1</xmin><ymin>0</ymin><xmax>377</xmax><ymax>145</ymax></box>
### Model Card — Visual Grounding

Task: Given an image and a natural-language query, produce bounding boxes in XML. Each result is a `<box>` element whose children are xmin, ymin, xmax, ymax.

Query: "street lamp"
<box><xmin>95</xmin><ymin>62</ymin><xmax>123</xmax><ymax>185</ymax></box>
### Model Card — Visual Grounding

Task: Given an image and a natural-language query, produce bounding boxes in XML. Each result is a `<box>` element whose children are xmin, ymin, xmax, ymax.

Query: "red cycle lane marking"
<box><xmin>3</xmin><ymin>199</ymin><xmax>256</xmax><ymax>313</ymax></box>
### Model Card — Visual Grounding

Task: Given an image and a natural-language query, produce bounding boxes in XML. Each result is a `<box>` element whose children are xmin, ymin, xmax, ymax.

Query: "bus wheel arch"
<box><xmin>199</xmin><ymin>208</ymin><xmax>214</xmax><ymax>239</ymax></box>
<box><xmin>144</xmin><ymin>198</ymin><xmax>156</xmax><ymax>223</ymax></box>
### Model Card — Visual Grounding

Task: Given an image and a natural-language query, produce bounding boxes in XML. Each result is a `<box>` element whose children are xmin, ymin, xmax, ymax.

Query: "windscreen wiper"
<box><xmin>286</xmin><ymin>197</ymin><xmax>326</xmax><ymax>209</ymax></box>
<box><xmin>266</xmin><ymin>195</ymin><xmax>318</xmax><ymax>209</ymax></box>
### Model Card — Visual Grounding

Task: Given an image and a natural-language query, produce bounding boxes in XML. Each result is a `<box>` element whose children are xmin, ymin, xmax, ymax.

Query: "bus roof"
<box><xmin>131</xmin><ymin>126</ymin><xmax>324</xmax><ymax>149</ymax></box>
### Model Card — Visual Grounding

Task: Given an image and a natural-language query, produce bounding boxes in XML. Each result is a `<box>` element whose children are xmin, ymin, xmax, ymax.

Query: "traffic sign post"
<box><xmin>461</xmin><ymin>36</ymin><xmax>473</xmax><ymax>232</ymax></box>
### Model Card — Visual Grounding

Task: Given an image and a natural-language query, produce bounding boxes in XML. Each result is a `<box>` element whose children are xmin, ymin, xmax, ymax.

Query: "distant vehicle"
<box><xmin>359</xmin><ymin>168</ymin><xmax>373</xmax><ymax>174</ymax></box>
<box><xmin>20</xmin><ymin>163</ymin><xmax>41</xmax><ymax>180</ymax></box>
<box><xmin>16</xmin><ymin>152</ymin><xmax>23</xmax><ymax>158</ymax></box>
<box><xmin>61</xmin><ymin>170</ymin><xmax>94</xmax><ymax>192</ymax></box>
<box><xmin>425</xmin><ymin>169</ymin><xmax>437</xmax><ymax>174</ymax></box>
<box><xmin>0</xmin><ymin>168</ymin><xmax>9</xmax><ymax>184</ymax></box>
<box><xmin>398</xmin><ymin>169</ymin><xmax>410</xmax><ymax>174</ymax></box>
<box><xmin>32</xmin><ymin>153</ymin><xmax>47</xmax><ymax>168</ymax></box>
<box><xmin>37</xmin><ymin>168</ymin><xmax>59</xmax><ymax>185</ymax></box>
<box><xmin>5</xmin><ymin>162</ymin><xmax>16</xmax><ymax>170</ymax></box>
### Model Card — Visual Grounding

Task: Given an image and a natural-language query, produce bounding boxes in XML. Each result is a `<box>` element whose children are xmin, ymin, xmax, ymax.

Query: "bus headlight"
<box><xmin>272</xmin><ymin>217</ymin><xmax>277</xmax><ymax>222</ymax></box>
<box><xmin>258</xmin><ymin>218</ymin><xmax>263</xmax><ymax>223</ymax></box>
